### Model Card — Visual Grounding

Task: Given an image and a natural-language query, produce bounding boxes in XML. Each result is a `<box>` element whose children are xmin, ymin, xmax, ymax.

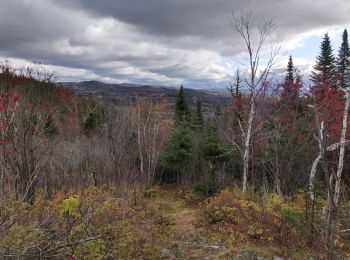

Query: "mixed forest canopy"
<box><xmin>0</xmin><ymin>15</ymin><xmax>350</xmax><ymax>259</ymax></box>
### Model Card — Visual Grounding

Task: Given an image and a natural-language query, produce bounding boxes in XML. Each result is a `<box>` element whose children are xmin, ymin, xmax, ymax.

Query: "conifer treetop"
<box><xmin>337</xmin><ymin>29</ymin><xmax>350</xmax><ymax>89</ymax></box>
<box><xmin>285</xmin><ymin>55</ymin><xmax>295</xmax><ymax>86</ymax></box>
<box><xmin>311</xmin><ymin>33</ymin><xmax>337</xmax><ymax>87</ymax></box>
<box><xmin>175</xmin><ymin>84</ymin><xmax>191</xmax><ymax>125</ymax></box>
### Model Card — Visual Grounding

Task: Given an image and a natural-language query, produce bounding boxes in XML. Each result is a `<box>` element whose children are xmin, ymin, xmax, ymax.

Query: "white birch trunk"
<box><xmin>309</xmin><ymin>121</ymin><xmax>324</xmax><ymax>202</ymax></box>
<box><xmin>242</xmin><ymin>99</ymin><xmax>255</xmax><ymax>192</ymax></box>
<box><xmin>308</xmin><ymin>122</ymin><xmax>350</xmax><ymax>202</ymax></box>
<box><xmin>334</xmin><ymin>90</ymin><xmax>350</xmax><ymax>205</ymax></box>
<box><xmin>231</xmin><ymin>13</ymin><xmax>283</xmax><ymax>192</ymax></box>
<box><xmin>136</xmin><ymin>103</ymin><xmax>144</xmax><ymax>177</ymax></box>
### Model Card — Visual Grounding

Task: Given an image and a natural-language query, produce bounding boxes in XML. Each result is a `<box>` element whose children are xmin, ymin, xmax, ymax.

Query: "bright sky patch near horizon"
<box><xmin>0</xmin><ymin>0</ymin><xmax>349</xmax><ymax>89</ymax></box>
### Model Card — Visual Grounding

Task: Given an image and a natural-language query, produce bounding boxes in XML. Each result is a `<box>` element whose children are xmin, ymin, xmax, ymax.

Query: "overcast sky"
<box><xmin>0</xmin><ymin>0</ymin><xmax>349</xmax><ymax>88</ymax></box>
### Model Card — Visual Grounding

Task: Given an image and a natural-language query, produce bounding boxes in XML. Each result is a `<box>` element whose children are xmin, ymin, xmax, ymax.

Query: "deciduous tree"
<box><xmin>230</xmin><ymin>12</ymin><xmax>284</xmax><ymax>192</ymax></box>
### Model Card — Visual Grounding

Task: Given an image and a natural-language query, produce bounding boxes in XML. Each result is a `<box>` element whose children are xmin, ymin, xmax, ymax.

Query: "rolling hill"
<box><xmin>62</xmin><ymin>81</ymin><xmax>231</xmax><ymax>110</ymax></box>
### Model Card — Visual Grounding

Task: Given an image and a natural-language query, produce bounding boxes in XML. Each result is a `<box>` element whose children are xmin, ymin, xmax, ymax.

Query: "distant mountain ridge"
<box><xmin>62</xmin><ymin>81</ymin><xmax>231</xmax><ymax>110</ymax></box>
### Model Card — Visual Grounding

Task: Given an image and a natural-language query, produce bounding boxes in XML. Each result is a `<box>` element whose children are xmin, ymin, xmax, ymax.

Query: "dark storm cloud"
<box><xmin>62</xmin><ymin>0</ymin><xmax>236</xmax><ymax>37</ymax></box>
<box><xmin>60</xmin><ymin>0</ymin><xmax>350</xmax><ymax>48</ymax></box>
<box><xmin>0</xmin><ymin>0</ymin><xmax>349</xmax><ymax>85</ymax></box>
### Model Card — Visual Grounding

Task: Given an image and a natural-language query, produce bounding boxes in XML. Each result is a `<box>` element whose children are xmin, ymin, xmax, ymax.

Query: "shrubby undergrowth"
<box><xmin>0</xmin><ymin>187</ymin><xmax>171</xmax><ymax>259</ymax></box>
<box><xmin>201</xmin><ymin>189</ymin><xmax>350</xmax><ymax>258</ymax></box>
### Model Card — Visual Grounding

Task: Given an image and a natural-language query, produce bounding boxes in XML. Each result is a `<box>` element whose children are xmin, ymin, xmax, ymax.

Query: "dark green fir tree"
<box><xmin>311</xmin><ymin>33</ymin><xmax>337</xmax><ymax>87</ymax></box>
<box><xmin>285</xmin><ymin>55</ymin><xmax>295</xmax><ymax>86</ymax></box>
<box><xmin>281</xmin><ymin>55</ymin><xmax>301</xmax><ymax>101</ymax></box>
<box><xmin>192</xmin><ymin>99</ymin><xmax>204</xmax><ymax>129</ymax></box>
<box><xmin>161</xmin><ymin>85</ymin><xmax>193</xmax><ymax>183</ymax></box>
<box><xmin>337</xmin><ymin>29</ymin><xmax>350</xmax><ymax>89</ymax></box>
<box><xmin>44</xmin><ymin>115</ymin><xmax>59</xmax><ymax>137</ymax></box>
<box><xmin>160</xmin><ymin>124</ymin><xmax>193</xmax><ymax>181</ymax></box>
<box><xmin>175</xmin><ymin>85</ymin><xmax>191</xmax><ymax>125</ymax></box>
<box><xmin>199</xmin><ymin>120</ymin><xmax>230</xmax><ymax>194</ymax></box>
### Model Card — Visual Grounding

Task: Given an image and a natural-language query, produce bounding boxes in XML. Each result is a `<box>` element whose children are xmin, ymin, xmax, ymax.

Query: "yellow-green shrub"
<box><xmin>60</xmin><ymin>195</ymin><xmax>81</xmax><ymax>219</ymax></box>
<box><xmin>202</xmin><ymin>189</ymin><xmax>304</xmax><ymax>247</ymax></box>
<box><xmin>0</xmin><ymin>186</ymin><xmax>171</xmax><ymax>259</ymax></box>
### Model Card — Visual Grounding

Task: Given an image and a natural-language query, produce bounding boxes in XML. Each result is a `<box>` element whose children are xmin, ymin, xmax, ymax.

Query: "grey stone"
<box><xmin>161</xmin><ymin>248</ymin><xmax>176</xmax><ymax>259</ymax></box>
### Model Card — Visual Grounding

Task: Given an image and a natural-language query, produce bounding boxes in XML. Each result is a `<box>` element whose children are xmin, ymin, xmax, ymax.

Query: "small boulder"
<box><xmin>161</xmin><ymin>248</ymin><xmax>176</xmax><ymax>259</ymax></box>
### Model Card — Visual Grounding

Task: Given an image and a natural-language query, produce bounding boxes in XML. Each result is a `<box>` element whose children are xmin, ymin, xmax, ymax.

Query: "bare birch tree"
<box><xmin>230</xmin><ymin>13</ymin><xmax>284</xmax><ymax>192</ymax></box>
<box><xmin>133</xmin><ymin>97</ymin><xmax>170</xmax><ymax>186</ymax></box>
<box><xmin>308</xmin><ymin>78</ymin><xmax>350</xmax><ymax>259</ymax></box>
<box><xmin>326</xmin><ymin>87</ymin><xmax>350</xmax><ymax>259</ymax></box>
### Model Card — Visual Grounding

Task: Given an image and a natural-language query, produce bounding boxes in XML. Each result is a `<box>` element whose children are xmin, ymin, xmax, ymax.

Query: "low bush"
<box><xmin>202</xmin><ymin>189</ymin><xmax>350</xmax><ymax>257</ymax></box>
<box><xmin>0</xmin><ymin>186</ymin><xmax>171</xmax><ymax>259</ymax></box>
<box><xmin>202</xmin><ymin>189</ymin><xmax>307</xmax><ymax>248</ymax></box>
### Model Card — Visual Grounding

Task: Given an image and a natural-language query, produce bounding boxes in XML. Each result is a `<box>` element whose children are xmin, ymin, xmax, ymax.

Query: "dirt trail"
<box><xmin>153</xmin><ymin>190</ymin><xmax>229</xmax><ymax>259</ymax></box>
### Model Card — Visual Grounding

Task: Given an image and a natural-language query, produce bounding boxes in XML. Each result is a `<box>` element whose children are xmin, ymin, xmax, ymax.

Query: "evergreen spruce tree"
<box><xmin>82</xmin><ymin>104</ymin><xmax>106</xmax><ymax>136</ymax></box>
<box><xmin>160</xmin><ymin>123</ymin><xmax>193</xmax><ymax>182</ymax></box>
<box><xmin>44</xmin><ymin>115</ymin><xmax>59</xmax><ymax>137</ymax></box>
<box><xmin>192</xmin><ymin>99</ymin><xmax>204</xmax><ymax>129</ymax></box>
<box><xmin>190</xmin><ymin>99</ymin><xmax>204</xmax><ymax>182</ymax></box>
<box><xmin>337</xmin><ymin>29</ymin><xmax>350</xmax><ymax>89</ymax></box>
<box><xmin>311</xmin><ymin>33</ymin><xmax>337</xmax><ymax>87</ymax></box>
<box><xmin>199</xmin><ymin>119</ymin><xmax>230</xmax><ymax>194</ymax></box>
<box><xmin>161</xmin><ymin>84</ymin><xmax>193</xmax><ymax>183</ymax></box>
<box><xmin>200</xmin><ymin>120</ymin><xmax>227</xmax><ymax>161</ymax></box>
<box><xmin>281</xmin><ymin>56</ymin><xmax>301</xmax><ymax>101</ymax></box>
<box><xmin>175</xmin><ymin>85</ymin><xmax>191</xmax><ymax>125</ymax></box>
<box><xmin>83</xmin><ymin>112</ymin><xmax>97</xmax><ymax>135</ymax></box>
<box><xmin>285</xmin><ymin>55</ymin><xmax>295</xmax><ymax>86</ymax></box>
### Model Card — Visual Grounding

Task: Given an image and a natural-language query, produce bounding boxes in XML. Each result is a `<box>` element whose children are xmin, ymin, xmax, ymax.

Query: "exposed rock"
<box><xmin>231</xmin><ymin>252</ymin><xmax>263</xmax><ymax>259</ymax></box>
<box><xmin>161</xmin><ymin>248</ymin><xmax>176</xmax><ymax>259</ymax></box>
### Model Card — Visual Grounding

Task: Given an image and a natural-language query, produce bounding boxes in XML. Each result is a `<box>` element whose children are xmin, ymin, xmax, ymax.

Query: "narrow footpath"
<box><xmin>152</xmin><ymin>189</ymin><xmax>230</xmax><ymax>259</ymax></box>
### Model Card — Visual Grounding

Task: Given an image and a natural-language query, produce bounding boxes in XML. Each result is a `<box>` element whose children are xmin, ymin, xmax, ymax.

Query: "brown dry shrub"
<box><xmin>0</xmin><ymin>186</ymin><xmax>171</xmax><ymax>259</ymax></box>
<box><xmin>202</xmin><ymin>189</ymin><xmax>306</xmax><ymax>248</ymax></box>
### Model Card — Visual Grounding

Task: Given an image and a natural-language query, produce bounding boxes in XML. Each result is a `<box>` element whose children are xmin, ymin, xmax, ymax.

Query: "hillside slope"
<box><xmin>62</xmin><ymin>81</ymin><xmax>231</xmax><ymax>110</ymax></box>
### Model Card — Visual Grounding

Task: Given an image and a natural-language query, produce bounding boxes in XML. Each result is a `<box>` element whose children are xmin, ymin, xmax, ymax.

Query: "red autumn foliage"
<box><xmin>0</xmin><ymin>63</ymin><xmax>81</xmax><ymax>139</ymax></box>
<box><xmin>311</xmin><ymin>84</ymin><xmax>348</xmax><ymax>146</ymax></box>
<box><xmin>277</xmin><ymin>73</ymin><xmax>304</xmax><ymax>129</ymax></box>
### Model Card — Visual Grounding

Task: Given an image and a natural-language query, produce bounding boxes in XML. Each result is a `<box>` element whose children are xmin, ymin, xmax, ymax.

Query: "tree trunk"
<box><xmin>334</xmin><ymin>90</ymin><xmax>350</xmax><ymax>205</ymax></box>
<box><xmin>326</xmin><ymin>90</ymin><xmax>350</xmax><ymax>259</ymax></box>
<box><xmin>242</xmin><ymin>99</ymin><xmax>254</xmax><ymax>192</ymax></box>
<box><xmin>309</xmin><ymin>121</ymin><xmax>324</xmax><ymax>202</ymax></box>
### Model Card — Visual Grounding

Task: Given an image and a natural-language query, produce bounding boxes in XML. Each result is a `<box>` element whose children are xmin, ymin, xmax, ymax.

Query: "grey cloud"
<box><xmin>60</xmin><ymin>0</ymin><xmax>350</xmax><ymax>48</ymax></box>
<box><xmin>0</xmin><ymin>0</ymin><xmax>349</xmax><ymax>87</ymax></box>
